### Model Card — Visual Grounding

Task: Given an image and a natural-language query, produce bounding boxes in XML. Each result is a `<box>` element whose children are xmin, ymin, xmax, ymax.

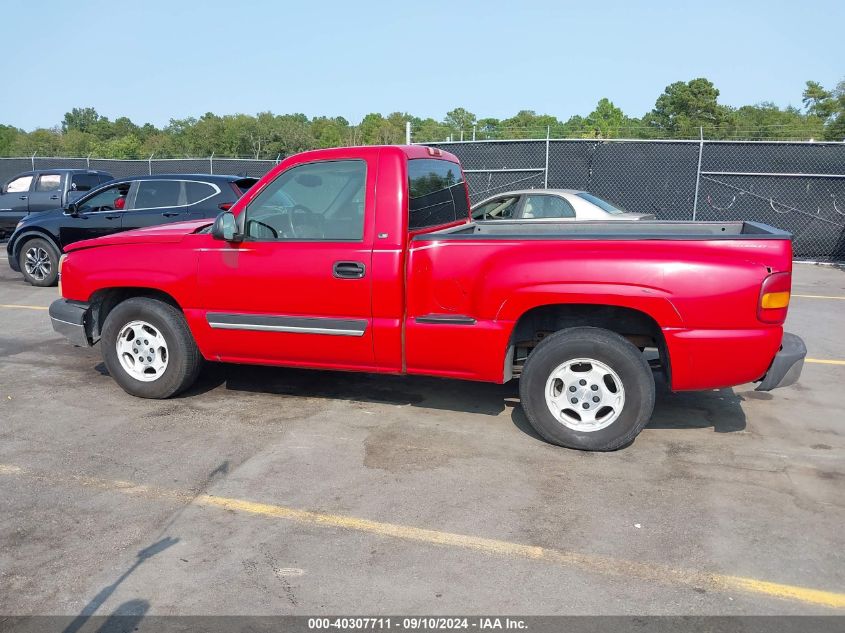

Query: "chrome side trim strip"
<box><xmin>206</xmin><ymin>313</ymin><xmax>367</xmax><ymax>337</ymax></box>
<box><xmin>414</xmin><ymin>314</ymin><xmax>477</xmax><ymax>325</ymax></box>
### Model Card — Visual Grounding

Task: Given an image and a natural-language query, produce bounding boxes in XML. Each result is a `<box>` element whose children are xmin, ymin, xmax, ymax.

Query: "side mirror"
<box><xmin>66</xmin><ymin>202</ymin><xmax>79</xmax><ymax>216</ymax></box>
<box><xmin>211</xmin><ymin>211</ymin><xmax>241</xmax><ymax>242</ymax></box>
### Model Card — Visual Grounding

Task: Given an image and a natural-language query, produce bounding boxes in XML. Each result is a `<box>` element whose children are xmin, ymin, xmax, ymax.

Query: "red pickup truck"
<box><xmin>50</xmin><ymin>145</ymin><xmax>806</xmax><ymax>450</ymax></box>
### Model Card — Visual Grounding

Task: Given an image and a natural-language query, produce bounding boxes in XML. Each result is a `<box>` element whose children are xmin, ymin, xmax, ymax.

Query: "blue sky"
<box><xmin>1</xmin><ymin>0</ymin><xmax>842</xmax><ymax>130</ymax></box>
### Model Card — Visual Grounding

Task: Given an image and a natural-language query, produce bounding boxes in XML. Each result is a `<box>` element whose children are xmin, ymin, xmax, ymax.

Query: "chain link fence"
<box><xmin>427</xmin><ymin>139</ymin><xmax>845</xmax><ymax>261</ymax></box>
<box><xmin>3</xmin><ymin>142</ymin><xmax>844</xmax><ymax>260</ymax></box>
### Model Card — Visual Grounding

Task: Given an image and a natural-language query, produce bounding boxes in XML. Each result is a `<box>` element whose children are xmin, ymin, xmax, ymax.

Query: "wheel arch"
<box><xmin>503</xmin><ymin>301</ymin><xmax>671</xmax><ymax>384</ymax></box>
<box><xmin>86</xmin><ymin>287</ymin><xmax>183</xmax><ymax>343</ymax></box>
<box><xmin>11</xmin><ymin>229</ymin><xmax>62</xmax><ymax>260</ymax></box>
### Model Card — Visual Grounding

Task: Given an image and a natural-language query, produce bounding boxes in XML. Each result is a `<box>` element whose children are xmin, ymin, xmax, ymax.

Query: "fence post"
<box><xmin>31</xmin><ymin>151</ymin><xmax>37</xmax><ymax>170</ymax></box>
<box><xmin>86</xmin><ymin>153</ymin><xmax>91</xmax><ymax>169</ymax></box>
<box><xmin>276</xmin><ymin>154</ymin><xmax>282</xmax><ymax>165</ymax></box>
<box><xmin>472</xmin><ymin>125</ymin><xmax>476</xmax><ymax>142</ymax></box>
<box><xmin>692</xmin><ymin>127</ymin><xmax>704</xmax><ymax>221</ymax></box>
<box><xmin>148</xmin><ymin>153</ymin><xmax>155</xmax><ymax>175</ymax></box>
<box><xmin>209</xmin><ymin>152</ymin><xmax>214</xmax><ymax>175</ymax></box>
<box><xmin>543</xmin><ymin>126</ymin><xmax>550</xmax><ymax>189</ymax></box>
<box><xmin>405</xmin><ymin>121</ymin><xmax>411</xmax><ymax>145</ymax></box>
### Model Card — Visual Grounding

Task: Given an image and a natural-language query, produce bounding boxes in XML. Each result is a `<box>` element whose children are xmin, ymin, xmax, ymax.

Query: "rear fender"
<box><xmin>496</xmin><ymin>283</ymin><xmax>684</xmax><ymax>327</ymax></box>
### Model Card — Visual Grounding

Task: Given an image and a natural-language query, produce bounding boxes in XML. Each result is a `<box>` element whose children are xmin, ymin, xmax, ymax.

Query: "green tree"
<box><xmin>413</xmin><ymin>116</ymin><xmax>451</xmax><ymax>142</ymax></box>
<box><xmin>475</xmin><ymin>117</ymin><xmax>500</xmax><ymax>139</ymax></box>
<box><xmin>584</xmin><ymin>99</ymin><xmax>628</xmax><ymax>138</ymax></box>
<box><xmin>648</xmin><ymin>78</ymin><xmax>729</xmax><ymax>137</ymax></box>
<box><xmin>727</xmin><ymin>102</ymin><xmax>824</xmax><ymax>140</ymax></box>
<box><xmin>62</xmin><ymin>129</ymin><xmax>98</xmax><ymax>155</ymax></box>
<box><xmin>95</xmin><ymin>134</ymin><xmax>143</xmax><ymax>159</ymax></box>
<box><xmin>0</xmin><ymin>124</ymin><xmax>23</xmax><ymax>156</ymax></box>
<box><xmin>499</xmin><ymin>110</ymin><xmax>560</xmax><ymax>139</ymax></box>
<box><xmin>13</xmin><ymin>128</ymin><xmax>63</xmax><ymax>155</ymax></box>
<box><xmin>61</xmin><ymin>107</ymin><xmax>103</xmax><ymax>134</ymax></box>
<box><xmin>444</xmin><ymin>107</ymin><xmax>476</xmax><ymax>134</ymax></box>
<box><xmin>312</xmin><ymin>116</ymin><xmax>349</xmax><ymax>148</ymax></box>
<box><xmin>802</xmin><ymin>79</ymin><xmax>845</xmax><ymax>140</ymax></box>
<box><xmin>802</xmin><ymin>81</ymin><xmax>835</xmax><ymax>118</ymax></box>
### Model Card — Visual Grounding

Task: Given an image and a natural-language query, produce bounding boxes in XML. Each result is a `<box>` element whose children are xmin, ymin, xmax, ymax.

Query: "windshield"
<box><xmin>576</xmin><ymin>192</ymin><xmax>626</xmax><ymax>215</ymax></box>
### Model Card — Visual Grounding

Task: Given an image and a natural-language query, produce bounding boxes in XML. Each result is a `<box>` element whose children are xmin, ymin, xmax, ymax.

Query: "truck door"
<box><xmin>0</xmin><ymin>173</ymin><xmax>35</xmax><ymax>234</ymax></box>
<box><xmin>196</xmin><ymin>157</ymin><xmax>376</xmax><ymax>368</ymax></box>
<box><xmin>27</xmin><ymin>173</ymin><xmax>64</xmax><ymax>213</ymax></box>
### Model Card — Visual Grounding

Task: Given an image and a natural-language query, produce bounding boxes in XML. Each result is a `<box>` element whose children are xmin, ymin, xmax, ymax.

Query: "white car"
<box><xmin>471</xmin><ymin>189</ymin><xmax>655</xmax><ymax>221</ymax></box>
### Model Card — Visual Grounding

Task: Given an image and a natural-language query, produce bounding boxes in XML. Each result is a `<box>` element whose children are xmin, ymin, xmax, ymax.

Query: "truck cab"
<box><xmin>0</xmin><ymin>169</ymin><xmax>113</xmax><ymax>237</ymax></box>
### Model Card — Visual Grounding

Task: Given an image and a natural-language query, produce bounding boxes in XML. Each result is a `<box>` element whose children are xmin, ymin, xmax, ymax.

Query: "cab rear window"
<box><xmin>408</xmin><ymin>159</ymin><xmax>468</xmax><ymax>230</ymax></box>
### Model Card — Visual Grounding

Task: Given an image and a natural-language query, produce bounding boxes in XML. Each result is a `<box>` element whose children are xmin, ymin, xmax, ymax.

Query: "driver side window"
<box><xmin>245</xmin><ymin>160</ymin><xmax>367</xmax><ymax>241</ymax></box>
<box><xmin>77</xmin><ymin>183</ymin><xmax>132</xmax><ymax>213</ymax></box>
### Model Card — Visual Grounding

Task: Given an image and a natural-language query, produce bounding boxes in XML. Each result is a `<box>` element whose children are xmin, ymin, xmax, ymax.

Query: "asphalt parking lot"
<box><xmin>0</xmin><ymin>255</ymin><xmax>843</xmax><ymax>617</ymax></box>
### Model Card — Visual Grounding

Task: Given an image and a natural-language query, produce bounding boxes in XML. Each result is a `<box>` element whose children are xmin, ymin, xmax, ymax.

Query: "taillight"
<box><xmin>758</xmin><ymin>272</ymin><xmax>791</xmax><ymax>323</ymax></box>
<box><xmin>218</xmin><ymin>202</ymin><xmax>233</xmax><ymax>211</ymax></box>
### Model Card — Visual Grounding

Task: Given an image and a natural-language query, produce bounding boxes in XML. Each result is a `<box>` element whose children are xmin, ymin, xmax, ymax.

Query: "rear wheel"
<box><xmin>519</xmin><ymin>327</ymin><xmax>655</xmax><ymax>450</ymax></box>
<box><xmin>19</xmin><ymin>237</ymin><xmax>59</xmax><ymax>286</ymax></box>
<box><xmin>101</xmin><ymin>297</ymin><xmax>202</xmax><ymax>399</ymax></box>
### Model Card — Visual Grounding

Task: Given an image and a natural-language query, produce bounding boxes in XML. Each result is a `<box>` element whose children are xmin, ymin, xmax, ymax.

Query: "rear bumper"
<box><xmin>755</xmin><ymin>332</ymin><xmax>806</xmax><ymax>391</ymax></box>
<box><xmin>49</xmin><ymin>299</ymin><xmax>92</xmax><ymax>347</ymax></box>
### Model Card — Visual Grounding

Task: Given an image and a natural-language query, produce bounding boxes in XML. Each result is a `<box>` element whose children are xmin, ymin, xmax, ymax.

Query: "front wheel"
<box><xmin>519</xmin><ymin>327</ymin><xmax>655</xmax><ymax>450</ymax></box>
<box><xmin>101</xmin><ymin>297</ymin><xmax>203</xmax><ymax>398</ymax></box>
<box><xmin>19</xmin><ymin>237</ymin><xmax>60</xmax><ymax>286</ymax></box>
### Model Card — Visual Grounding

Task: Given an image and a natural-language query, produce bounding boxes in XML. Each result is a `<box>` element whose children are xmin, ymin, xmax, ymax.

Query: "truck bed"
<box><xmin>422</xmin><ymin>220</ymin><xmax>790</xmax><ymax>241</ymax></box>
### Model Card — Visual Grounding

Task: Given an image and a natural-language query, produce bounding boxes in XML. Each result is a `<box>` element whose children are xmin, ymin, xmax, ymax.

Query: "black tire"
<box><xmin>19</xmin><ymin>237</ymin><xmax>60</xmax><ymax>287</ymax></box>
<box><xmin>519</xmin><ymin>327</ymin><xmax>655</xmax><ymax>451</ymax></box>
<box><xmin>101</xmin><ymin>297</ymin><xmax>202</xmax><ymax>399</ymax></box>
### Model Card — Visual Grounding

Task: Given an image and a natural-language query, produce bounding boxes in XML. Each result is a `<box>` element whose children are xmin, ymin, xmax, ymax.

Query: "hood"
<box><xmin>15</xmin><ymin>206</ymin><xmax>66</xmax><ymax>227</ymax></box>
<box><xmin>64</xmin><ymin>219</ymin><xmax>212</xmax><ymax>252</ymax></box>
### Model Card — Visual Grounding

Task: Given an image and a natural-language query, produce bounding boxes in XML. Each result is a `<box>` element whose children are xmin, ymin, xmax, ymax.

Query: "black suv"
<box><xmin>6</xmin><ymin>174</ymin><xmax>257</xmax><ymax>286</ymax></box>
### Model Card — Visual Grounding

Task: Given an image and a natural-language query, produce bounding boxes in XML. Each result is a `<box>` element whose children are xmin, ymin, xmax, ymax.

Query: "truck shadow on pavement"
<box><xmin>187</xmin><ymin>361</ymin><xmax>515</xmax><ymax>416</ymax></box>
<box><xmin>182</xmin><ymin>362</ymin><xmax>747</xmax><ymax>437</ymax></box>
<box><xmin>647</xmin><ymin>384</ymin><xmax>747</xmax><ymax>433</ymax></box>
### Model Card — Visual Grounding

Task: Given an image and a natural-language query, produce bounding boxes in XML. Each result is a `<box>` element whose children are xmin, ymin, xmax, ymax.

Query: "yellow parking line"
<box><xmin>806</xmin><ymin>358</ymin><xmax>845</xmax><ymax>366</ymax></box>
<box><xmin>793</xmin><ymin>294</ymin><xmax>845</xmax><ymax>300</ymax></box>
<box><xmin>1</xmin><ymin>463</ymin><xmax>843</xmax><ymax>609</ymax></box>
<box><xmin>0</xmin><ymin>303</ymin><xmax>49</xmax><ymax>311</ymax></box>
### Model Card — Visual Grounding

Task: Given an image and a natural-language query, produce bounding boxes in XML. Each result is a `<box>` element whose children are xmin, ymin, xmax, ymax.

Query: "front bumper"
<box><xmin>6</xmin><ymin>244</ymin><xmax>20</xmax><ymax>272</ymax></box>
<box><xmin>49</xmin><ymin>299</ymin><xmax>92</xmax><ymax>347</ymax></box>
<box><xmin>756</xmin><ymin>332</ymin><xmax>806</xmax><ymax>391</ymax></box>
